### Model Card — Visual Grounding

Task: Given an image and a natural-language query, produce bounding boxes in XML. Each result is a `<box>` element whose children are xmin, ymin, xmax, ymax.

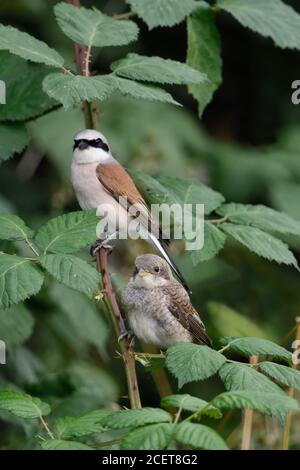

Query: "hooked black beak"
<box><xmin>78</xmin><ymin>140</ymin><xmax>89</xmax><ymax>150</ymax></box>
<box><xmin>74</xmin><ymin>139</ymin><xmax>89</xmax><ymax>151</ymax></box>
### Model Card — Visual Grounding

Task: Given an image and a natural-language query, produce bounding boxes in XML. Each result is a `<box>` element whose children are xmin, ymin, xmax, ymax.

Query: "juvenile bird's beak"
<box><xmin>138</xmin><ymin>270</ymin><xmax>150</xmax><ymax>277</ymax></box>
<box><xmin>78</xmin><ymin>140</ymin><xmax>89</xmax><ymax>150</ymax></box>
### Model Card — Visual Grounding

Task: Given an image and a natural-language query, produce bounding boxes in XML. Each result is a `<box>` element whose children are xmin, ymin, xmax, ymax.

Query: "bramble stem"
<box><xmin>40</xmin><ymin>416</ymin><xmax>54</xmax><ymax>440</ymax></box>
<box><xmin>64</xmin><ymin>0</ymin><xmax>98</xmax><ymax>130</ymax></box>
<box><xmin>218</xmin><ymin>343</ymin><xmax>231</xmax><ymax>354</ymax></box>
<box><xmin>84</xmin><ymin>45</ymin><xmax>92</xmax><ymax>77</ymax></box>
<box><xmin>282</xmin><ymin>316</ymin><xmax>300</xmax><ymax>450</ymax></box>
<box><xmin>209</xmin><ymin>215</ymin><xmax>228</xmax><ymax>225</ymax></box>
<box><xmin>241</xmin><ymin>355</ymin><xmax>258</xmax><ymax>450</ymax></box>
<box><xmin>92</xmin><ymin>437</ymin><xmax>122</xmax><ymax>448</ymax></box>
<box><xmin>211</xmin><ymin>5</ymin><xmax>220</xmax><ymax>13</ymax></box>
<box><xmin>280</xmin><ymin>324</ymin><xmax>298</xmax><ymax>347</ymax></box>
<box><xmin>96</xmin><ymin>249</ymin><xmax>141</xmax><ymax>409</ymax></box>
<box><xmin>113</xmin><ymin>11</ymin><xmax>136</xmax><ymax>20</ymax></box>
<box><xmin>65</xmin><ymin>0</ymin><xmax>141</xmax><ymax>410</ymax></box>
<box><xmin>141</xmin><ymin>343</ymin><xmax>172</xmax><ymax>399</ymax></box>
<box><xmin>135</xmin><ymin>352</ymin><xmax>165</xmax><ymax>360</ymax></box>
<box><xmin>25</xmin><ymin>238</ymin><xmax>39</xmax><ymax>257</ymax></box>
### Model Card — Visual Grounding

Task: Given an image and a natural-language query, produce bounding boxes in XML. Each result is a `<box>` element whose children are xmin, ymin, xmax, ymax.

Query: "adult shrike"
<box><xmin>71</xmin><ymin>129</ymin><xmax>190</xmax><ymax>292</ymax></box>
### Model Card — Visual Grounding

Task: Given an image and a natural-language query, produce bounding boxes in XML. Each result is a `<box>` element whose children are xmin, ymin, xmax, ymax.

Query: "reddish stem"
<box><xmin>64</xmin><ymin>0</ymin><xmax>141</xmax><ymax>409</ymax></box>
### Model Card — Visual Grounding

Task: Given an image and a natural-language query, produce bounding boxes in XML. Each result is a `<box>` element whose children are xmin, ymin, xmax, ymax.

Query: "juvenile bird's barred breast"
<box><xmin>122</xmin><ymin>284</ymin><xmax>192</xmax><ymax>348</ymax></box>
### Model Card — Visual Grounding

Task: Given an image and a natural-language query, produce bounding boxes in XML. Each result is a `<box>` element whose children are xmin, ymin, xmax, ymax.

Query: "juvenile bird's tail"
<box><xmin>148</xmin><ymin>232</ymin><xmax>191</xmax><ymax>294</ymax></box>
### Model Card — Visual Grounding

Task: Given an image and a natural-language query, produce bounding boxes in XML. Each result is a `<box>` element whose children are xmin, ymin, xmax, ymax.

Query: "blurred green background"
<box><xmin>1</xmin><ymin>0</ymin><xmax>300</xmax><ymax>450</ymax></box>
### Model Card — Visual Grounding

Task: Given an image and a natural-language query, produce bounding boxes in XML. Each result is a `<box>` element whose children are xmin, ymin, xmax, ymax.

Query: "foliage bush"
<box><xmin>1</xmin><ymin>0</ymin><xmax>300</xmax><ymax>450</ymax></box>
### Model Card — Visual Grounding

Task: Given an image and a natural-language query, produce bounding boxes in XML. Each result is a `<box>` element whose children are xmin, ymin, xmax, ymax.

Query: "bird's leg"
<box><xmin>118</xmin><ymin>328</ymin><xmax>134</xmax><ymax>345</ymax></box>
<box><xmin>90</xmin><ymin>233</ymin><xmax>117</xmax><ymax>257</ymax></box>
<box><xmin>129</xmin><ymin>333</ymin><xmax>135</xmax><ymax>348</ymax></box>
<box><xmin>91</xmin><ymin>241</ymin><xmax>112</xmax><ymax>257</ymax></box>
<box><xmin>90</xmin><ymin>239</ymin><xmax>101</xmax><ymax>256</ymax></box>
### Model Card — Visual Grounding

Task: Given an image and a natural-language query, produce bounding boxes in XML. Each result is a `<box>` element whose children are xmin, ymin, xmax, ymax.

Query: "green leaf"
<box><xmin>0</xmin><ymin>52</ymin><xmax>55</xmax><ymax>122</ymax></box>
<box><xmin>0</xmin><ymin>304</ymin><xmax>34</xmax><ymax>349</ymax></box>
<box><xmin>124</xmin><ymin>170</ymin><xmax>168</xmax><ymax>204</ymax></box>
<box><xmin>209</xmin><ymin>142</ymin><xmax>290</xmax><ymax>202</ymax></box>
<box><xmin>127</xmin><ymin>0</ymin><xmax>200</xmax><ymax>29</ymax></box>
<box><xmin>161</xmin><ymin>394</ymin><xmax>222</xmax><ymax>419</ymax></box>
<box><xmin>99</xmin><ymin>408</ymin><xmax>172</xmax><ymax>429</ymax></box>
<box><xmin>221</xmin><ymin>337</ymin><xmax>292</xmax><ymax>364</ymax></box>
<box><xmin>212</xmin><ymin>390</ymin><xmax>300</xmax><ymax>420</ymax></box>
<box><xmin>43</xmin><ymin>73</ymin><xmax>114</xmax><ymax>109</ymax></box>
<box><xmin>54</xmin><ymin>3</ymin><xmax>138</xmax><ymax>48</ymax></box>
<box><xmin>53</xmin><ymin>410</ymin><xmax>110</xmax><ymax>439</ymax></box>
<box><xmin>259</xmin><ymin>362</ymin><xmax>300</xmax><ymax>392</ymax></box>
<box><xmin>42</xmin><ymin>439</ymin><xmax>93</xmax><ymax>450</ymax></box>
<box><xmin>166</xmin><ymin>343</ymin><xmax>226</xmax><ymax>388</ymax></box>
<box><xmin>8</xmin><ymin>347</ymin><xmax>45</xmax><ymax>387</ymax></box>
<box><xmin>40</xmin><ymin>254</ymin><xmax>100</xmax><ymax>298</ymax></box>
<box><xmin>175</xmin><ymin>422</ymin><xmax>228</xmax><ymax>450</ymax></box>
<box><xmin>34</xmin><ymin>210</ymin><xmax>98</xmax><ymax>254</ymax></box>
<box><xmin>112</xmin><ymin>76</ymin><xmax>180</xmax><ymax>105</ymax></box>
<box><xmin>187</xmin><ymin>5</ymin><xmax>222</xmax><ymax>116</ymax></box>
<box><xmin>121</xmin><ymin>423</ymin><xmax>174</xmax><ymax>450</ymax></box>
<box><xmin>0</xmin><ymin>213</ymin><xmax>33</xmax><ymax>241</ymax></box>
<box><xmin>217</xmin><ymin>0</ymin><xmax>300</xmax><ymax>50</ymax></box>
<box><xmin>0</xmin><ymin>195</ymin><xmax>14</xmax><ymax>214</ymax></box>
<box><xmin>221</xmin><ymin>223</ymin><xmax>299</xmax><ymax>269</ymax></box>
<box><xmin>190</xmin><ymin>222</ymin><xmax>226</xmax><ymax>266</ymax></box>
<box><xmin>269</xmin><ymin>182</ymin><xmax>300</xmax><ymax>221</ymax></box>
<box><xmin>28</xmin><ymin>107</ymin><xmax>83</xmax><ymax>182</ymax></box>
<box><xmin>143</xmin><ymin>357</ymin><xmax>166</xmax><ymax>371</ymax></box>
<box><xmin>217</xmin><ymin>203</ymin><xmax>300</xmax><ymax>236</ymax></box>
<box><xmin>130</xmin><ymin>170</ymin><xmax>224</xmax><ymax>215</ymax></box>
<box><xmin>111</xmin><ymin>53</ymin><xmax>206</xmax><ymax>85</ymax></box>
<box><xmin>29</xmin><ymin>99</ymin><xmax>206</xmax><ymax>181</ymax></box>
<box><xmin>0</xmin><ymin>24</ymin><xmax>64</xmax><ymax>67</ymax></box>
<box><xmin>219</xmin><ymin>363</ymin><xmax>285</xmax><ymax>395</ymax></box>
<box><xmin>0</xmin><ymin>255</ymin><xmax>44</xmax><ymax>309</ymax></box>
<box><xmin>207</xmin><ymin>302</ymin><xmax>265</xmax><ymax>338</ymax></box>
<box><xmin>0</xmin><ymin>390</ymin><xmax>50</xmax><ymax>418</ymax></box>
<box><xmin>160</xmin><ymin>175</ymin><xmax>225</xmax><ymax>214</ymax></box>
<box><xmin>0</xmin><ymin>394</ymin><xmax>39</xmax><ymax>435</ymax></box>
<box><xmin>0</xmin><ymin>123</ymin><xmax>28</xmax><ymax>161</ymax></box>
<box><xmin>67</xmin><ymin>362</ymin><xmax>118</xmax><ymax>408</ymax></box>
<box><xmin>49</xmin><ymin>282</ymin><xmax>108</xmax><ymax>355</ymax></box>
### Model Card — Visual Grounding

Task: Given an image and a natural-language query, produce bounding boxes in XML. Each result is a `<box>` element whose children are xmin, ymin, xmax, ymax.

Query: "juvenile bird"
<box><xmin>71</xmin><ymin>129</ymin><xmax>190</xmax><ymax>293</ymax></box>
<box><xmin>122</xmin><ymin>254</ymin><xmax>211</xmax><ymax>348</ymax></box>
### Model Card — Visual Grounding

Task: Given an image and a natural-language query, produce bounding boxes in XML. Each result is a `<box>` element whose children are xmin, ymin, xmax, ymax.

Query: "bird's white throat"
<box><xmin>133</xmin><ymin>274</ymin><xmax>169</xmax><ymax>289</ymax></box>
<box><xmin>73</xmin><ymin>147</ymin><xmax>113</xmax><ymax>165</ymax></box>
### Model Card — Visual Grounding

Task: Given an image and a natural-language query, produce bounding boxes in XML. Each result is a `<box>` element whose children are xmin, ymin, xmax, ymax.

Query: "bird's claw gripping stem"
<box><xmin>118</xmin><ymin>329</ymin><xmax>134</xmax><ymax>345</ymax></box>
<box><xmin>90</xmin><ymin>240</ymin><xmax>113</xmax><ymax>257</ymax></box>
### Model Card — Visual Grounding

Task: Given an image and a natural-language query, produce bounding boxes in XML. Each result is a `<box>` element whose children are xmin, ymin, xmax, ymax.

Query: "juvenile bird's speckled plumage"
<box><xmin>122</xmin><ymin>254</ymin><xmax>211</xmax><ymax>348</ymax></box>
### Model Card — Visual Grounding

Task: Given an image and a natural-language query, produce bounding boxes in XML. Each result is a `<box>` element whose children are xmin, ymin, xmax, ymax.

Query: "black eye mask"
<box><xmin>73</xmin><ymin>138</ymin><xmax>109</xmax><ymax>152</ymax></box>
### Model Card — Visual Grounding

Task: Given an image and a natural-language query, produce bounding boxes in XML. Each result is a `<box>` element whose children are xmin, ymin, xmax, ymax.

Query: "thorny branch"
<box><xmin>240</xmin><ymin>355</ymin><xmax>258</xmax><ymax>450</ymax></box>
<box><xmin>65</xmin><ymin>0</ymin><xmax>141</xmax><ymax>410</ymax></box>
<box><xmin>96</xmin><ymin>248</ymin><xmax>141</xmax><ymax>409</ymax></box>
<box><xmin>64</xmin><ymin>0</ymin><xmax>98</xmax><ymax>129</ymax></box>
<box><xmin>282</xmin><ymin>316</ymin><xmax>300</xmax><ymax>450</ymax></box>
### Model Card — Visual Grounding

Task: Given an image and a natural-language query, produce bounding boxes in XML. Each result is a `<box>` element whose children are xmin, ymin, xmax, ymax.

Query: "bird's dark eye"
<box><xmin>94</xmin><ymin>138</ymin><xmax>103</xmax><ymax>147</ymax></box>
<box><xmin>91</xmin><ymin>138</ymin><xmax>109</xmax><ymax>152</ymax></box>
<box><xmin>154</xmin><ymin>266</ymin><xmax>160</xmax><ymax>273</ymax></box>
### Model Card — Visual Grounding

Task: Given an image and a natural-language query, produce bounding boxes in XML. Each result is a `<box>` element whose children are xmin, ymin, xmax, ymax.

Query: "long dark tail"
<box><xmin>148</xmin><ymin>232</ymin><xmax>191</xmax><ymax>294</ymax></box>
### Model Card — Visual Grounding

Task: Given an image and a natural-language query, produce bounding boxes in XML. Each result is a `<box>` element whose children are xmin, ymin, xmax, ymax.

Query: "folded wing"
<box><xmin>163</xmin><ymin>282</ymin><xmax>211</xmax><ymax>346</ymax></box>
